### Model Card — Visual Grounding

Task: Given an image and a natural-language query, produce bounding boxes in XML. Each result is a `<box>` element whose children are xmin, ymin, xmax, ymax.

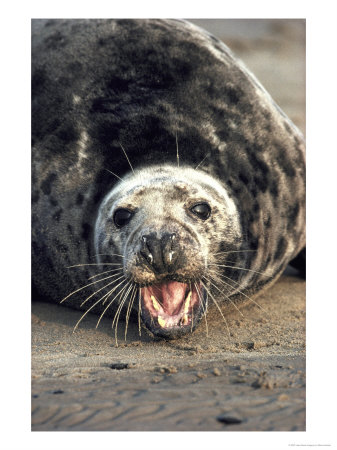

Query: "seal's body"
<box><xmin>32</xmin><ymin>19</ymin><xmax>305</xmax><ymax>338</ymax></box>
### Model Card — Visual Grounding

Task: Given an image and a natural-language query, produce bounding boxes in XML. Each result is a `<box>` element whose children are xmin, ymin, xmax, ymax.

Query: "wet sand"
<box><xmin>32</xmin><ymin>269</ymin><xmax>305</xmax><ymax>431</ymax></box>
<box><xmin>31</xmin><ymin>19</ymin><xmax>306</xmax><ymax>432</ymax></box>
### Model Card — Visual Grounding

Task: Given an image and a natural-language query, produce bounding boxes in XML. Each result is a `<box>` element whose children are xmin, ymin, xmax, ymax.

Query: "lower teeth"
<box><xmin>182</xmin><ymin>314</ymin><xmax>189</xmax><ymax>325</ymax></box>
<box><xmin>154</xmin><ymin>290</ymin><xmax>192</xmax><ymax>328</ymax></box>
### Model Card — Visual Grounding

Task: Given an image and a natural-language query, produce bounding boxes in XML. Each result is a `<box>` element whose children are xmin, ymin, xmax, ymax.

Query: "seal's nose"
<box><xmin>140</xmin><ymin>232</ymin><xmax>178</xmax><ymax>274</ymax></box>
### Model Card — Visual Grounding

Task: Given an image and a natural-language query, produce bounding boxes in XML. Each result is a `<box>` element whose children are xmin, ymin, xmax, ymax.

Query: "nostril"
<box><xmin>140</xmin><ymin>236</ymin><xmax>154</xmax><ymax>265</ymax></box>
<box><xmin>139</xmin><ymin>233</ymin><xmax>179</xmax><ymax>274</ymax></box>
<box><xmin>167</xmin><ymin>235</ymin><xmax>175</xmax><ymax>262</ymax></box>
<box><xmin>162</xmin><ymin>233</ymin><xmax>179</xmax><ymax>272</ymax></box>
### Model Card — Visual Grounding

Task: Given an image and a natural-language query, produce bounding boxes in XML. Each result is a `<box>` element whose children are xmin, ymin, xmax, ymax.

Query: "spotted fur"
<box><xmin>32</xmin><ymin>19</ymin><xmax>305</xmax><ymax>331</ymax></box>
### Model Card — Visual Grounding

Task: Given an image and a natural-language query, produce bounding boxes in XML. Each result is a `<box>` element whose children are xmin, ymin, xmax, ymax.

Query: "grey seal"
<box><xmin>31</xmin><ymin>19</ymin><xmax>305</xmax><ymax>339</ymax></box>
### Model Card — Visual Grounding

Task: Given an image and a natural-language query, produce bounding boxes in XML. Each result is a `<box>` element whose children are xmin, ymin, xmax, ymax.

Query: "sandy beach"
<box><xmin>32</xmin><ymin>269</ymin><xmax>305</xmax><ymax>431</ymax></box>
<box><xmin>31</xmin><ymin>19</ymin><xmax>306</xmax><ymax>432</ymax></box>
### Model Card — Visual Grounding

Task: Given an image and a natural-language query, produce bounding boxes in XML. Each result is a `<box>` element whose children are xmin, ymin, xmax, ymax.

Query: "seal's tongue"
<box><xmin>140</xmin><ymin>281</ymin><xmax>203</xmax><ymax>333</ymax></box>
<box><xmin>151</xmin><ymin>281</ymin><xmax>187</xmax><ymax>315</ymax></box>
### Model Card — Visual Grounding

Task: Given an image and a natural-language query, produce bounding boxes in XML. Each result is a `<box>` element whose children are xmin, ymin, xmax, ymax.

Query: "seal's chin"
<box><xmin>140</xmin><ymin>281</ymin><xmax>207</xmax><ymax>338</ymax></box>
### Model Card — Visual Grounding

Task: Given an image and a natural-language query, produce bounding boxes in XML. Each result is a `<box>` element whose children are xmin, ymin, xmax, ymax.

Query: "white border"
<box><xmin>1</xmin><ymin>0</ymin><xmax>337</xmax><ymax>449</ymax></box>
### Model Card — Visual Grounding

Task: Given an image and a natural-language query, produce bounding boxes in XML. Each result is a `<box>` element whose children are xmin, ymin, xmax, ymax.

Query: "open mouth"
<box><xmin>140</xmin><ymin>281</ymin><xmax>207</xmax><ymax>338</ymax></box>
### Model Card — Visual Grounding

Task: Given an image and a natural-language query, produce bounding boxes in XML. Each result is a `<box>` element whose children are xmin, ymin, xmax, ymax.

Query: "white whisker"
<box><xmin>189</xmin><ymin>281</ymin><xmax>193</xmax><ymax>333</ymax></box>
<box><xmin>80</xmin><ymin>274</ymin><xmax>126</xmax><ymax>307</ymax></box>
<box><xmin>60</xmin><ymin>272</ymin><xmax>125</xmax><ymax>304</ymax></box>
<box><xmin>213</xmin><ymin>249</ymin><xmax>257</xmax><ymax>256</ymax></box>
<box><xmin>113</xmin><ymin>282</ymin><xmax>134</xmax><ymax>345</ymax></box>
<box><xmin>72</xmin><ymin>278</ymin><xmax>125</xmax><ymax>332</ymax></box>
<box><xmin>209</xmin><ymin>263</ymin><xmax>269</xmax><ymax>277</ymax></box>
<box><xmin>201</xmin><ymin>280</ymin><xmax>231</xmax><ymax>337</ymax></box>
<box><xmin>104</xmin><ymin>168</ymin><xmax>123</xmax><ymax>181</ymax></box>
<box><xmin>124</xmin><ymin>284</ymin><xmax>137</xmax><ymax>340</ymax></box>
<box><xmin>195</xmin><ymin>155</ymin><xmax>207</xmax><ymax>170</ymax></box>
<box><xmin>67</xmin><ymin>263</ymin><xmax>123</xmax><ymax>268</ymax></box>
<box><xmin>95</xmin><ymin>280</ymin><xmax>129</xmax><ymax>328</ymax></box>
<box><xmin>138</xmin><ymin>288</ymin><xmax>142</xmax><ymax>337</ymax></box>
<box><xmin>203</xmin><ymin>275</ymin><xmax>244</xmax><ymax>317</ymax></box>
<box><xmin>194</xmin><ymin>282</ymin><xmax>208</xmax><ymax>337</ymax></box>
<box><xmin>88</xmin><ymin>268</ymin><xmax>124</xmax><ymax>280</ymax></box>
<box><xmin>119</xmin><ymin>142</ymin><xmax>134</xmax><ymax>174</ymax></box>
<box><xmin>176</xmin><ymin>131</ymin><xmax>179</xmax><ymax>167</ymax></box>
<box><xmin>216</xmin><ymin>272</ymin><xmax>267</xmax><ymax>313</ymax></box>
<box><xmin>91</xmin><ymin>253</ymin><xmax>124</xmax><ymax>258</ymax></box>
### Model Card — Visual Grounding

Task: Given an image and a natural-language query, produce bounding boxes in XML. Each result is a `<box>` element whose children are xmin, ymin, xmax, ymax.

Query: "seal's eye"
<box><xmin>190</xmin><ymin>202</ymin><xmax>211</xmax><ymax>220</ymax></box>
<box><xmin>113</xmin><ymin>208</ymin><xmax>133</xmax><ymax>228</ymax></box>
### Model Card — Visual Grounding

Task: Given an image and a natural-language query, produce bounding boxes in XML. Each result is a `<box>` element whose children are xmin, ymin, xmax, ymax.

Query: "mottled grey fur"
<box><xmin>95</xmin><ymin>166</ymin><xmax>241</xmax><ymax>284</ymax></box>
<box><xmin>32</xmin><ymin>19</ymin><xmax>305</xmax><ymax>336</ymax></box>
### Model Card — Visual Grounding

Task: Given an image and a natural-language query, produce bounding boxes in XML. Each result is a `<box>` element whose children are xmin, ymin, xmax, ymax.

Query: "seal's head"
<box><xmin>95</xmin><ymin>166</ymin><xmax>241</xmax><ymax>338</ymax></box>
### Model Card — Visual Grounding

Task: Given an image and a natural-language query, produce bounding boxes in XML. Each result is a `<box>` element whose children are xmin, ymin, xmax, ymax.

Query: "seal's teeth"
<box><xmin>151</xmin><ymin>295</ymin><xmax>161</xmax><ymax>311</ymax></box>
<box><xmin>158</xmin><ymin>316</ymin><xmax>166</xmax><ymax>327</ymax></box>
<box><xmin>182</xmin><ymin>314</ymin><xmax>189</xmax><ymax>325</ymax></box>
<box><xmin>184</xmin><ymin>291</ymin><xmax>192</xmax><ymax>314</ymax></box>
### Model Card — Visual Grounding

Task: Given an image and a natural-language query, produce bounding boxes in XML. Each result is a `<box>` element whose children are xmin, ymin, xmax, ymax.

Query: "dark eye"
<box><xmin>190</xmin><ymin>202</ymin><xmax>211</xmax><ymax>220</ymax></box>
<box><xmin>113</xmin><ymin>208</ymin><xmax>133</xmax><ymax>228</ymax></box>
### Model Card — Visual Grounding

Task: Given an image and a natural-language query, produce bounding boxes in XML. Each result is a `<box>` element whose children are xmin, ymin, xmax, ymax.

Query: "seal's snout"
<box><xmin>140</xmin><ymin>232</ymin><xmax>179</xmax><ymax>274</ymax></box>
<box><xmin>136</xmin><ymin>231</ymin><xmax>208</xmax><ymax>338</ymax></box>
